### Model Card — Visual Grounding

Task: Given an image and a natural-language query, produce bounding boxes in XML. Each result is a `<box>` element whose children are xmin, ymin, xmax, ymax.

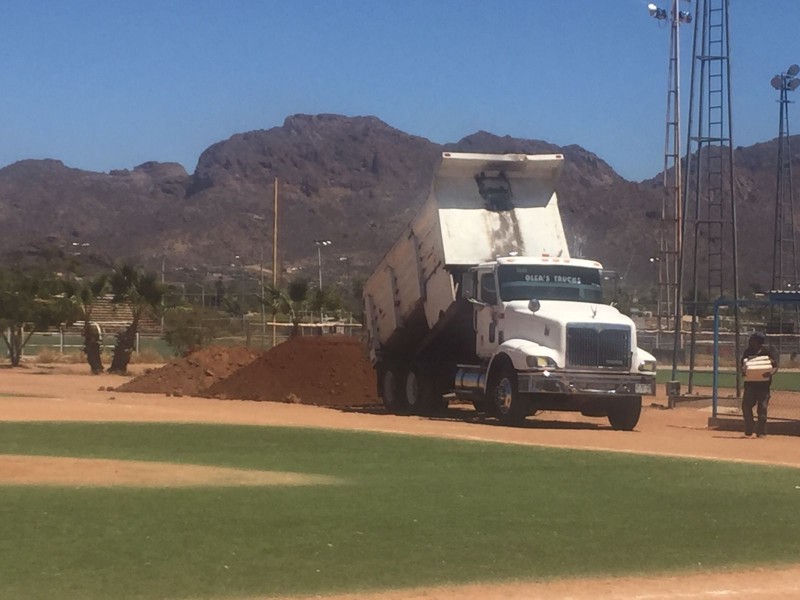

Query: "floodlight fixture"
<box><xmin>772</xmin><ymin>65</ymin><xmax>800</xmax><ymax>93</ymax></box>
<box><xmin>647</xmin><ymin>2</ymin><xmax>688</xmax><ymax>23</ymax></box>
<box><xmin>647</xmin><ymin>3</ymin><xmax>668</xmax><ymax>20</ymax></box>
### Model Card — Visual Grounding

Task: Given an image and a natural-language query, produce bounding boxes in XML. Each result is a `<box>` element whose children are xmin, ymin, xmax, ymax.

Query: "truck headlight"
<box><xmin>638</xmin><ymin>359</ymin><xmax>657</xmax><ymax>372</ymax></box>
<box><xmin>527</xmin><ymin>356</ymin><xmax>557</xmax><ymax>369</ymax></box>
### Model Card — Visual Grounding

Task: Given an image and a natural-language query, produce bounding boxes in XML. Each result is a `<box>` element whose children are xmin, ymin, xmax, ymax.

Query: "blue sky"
<box><xmin>1</xmin><ymin>1</ymin><xmax>798</xmax><ymax>181</ymax></box>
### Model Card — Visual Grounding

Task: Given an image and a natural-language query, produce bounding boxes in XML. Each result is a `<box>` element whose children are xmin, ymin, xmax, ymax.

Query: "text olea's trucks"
<box><xmin>363</xmin><ymin>152</ymin><xmax>657</xmax><ymax>429</ymax></box>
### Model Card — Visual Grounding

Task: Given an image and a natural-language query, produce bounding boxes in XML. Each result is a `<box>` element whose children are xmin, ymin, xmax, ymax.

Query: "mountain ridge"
<box><xmin>0</xmin><ymin>113</ymin><xmax>793</xmax><ymax>292</ymax></box>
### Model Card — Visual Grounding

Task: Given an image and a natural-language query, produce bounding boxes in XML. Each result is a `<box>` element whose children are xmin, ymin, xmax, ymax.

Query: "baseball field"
<box><xmin>1</xmin><ymin>363</ymin><xmax>799</xmax><ymax>600</ymax></box>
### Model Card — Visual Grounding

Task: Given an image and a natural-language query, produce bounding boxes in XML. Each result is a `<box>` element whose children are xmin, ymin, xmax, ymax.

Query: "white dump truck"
<box><xmin>363</xmin><ymin>152</ymin><xmax>656</xmax><ymax>429</ymax></box>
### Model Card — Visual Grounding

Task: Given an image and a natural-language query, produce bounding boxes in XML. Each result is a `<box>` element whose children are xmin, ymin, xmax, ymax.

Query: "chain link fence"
<box><xmin>12</xmin><ymin>314</ymin><xmax>363</xmax><ymax>360</ymax></box>
<box><xmin>707</xmin><ymin>297</ymin><xmax>800</xmax><ymax>434</ymax></box>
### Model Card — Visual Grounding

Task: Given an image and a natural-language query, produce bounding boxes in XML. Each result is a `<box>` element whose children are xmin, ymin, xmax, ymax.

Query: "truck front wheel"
<box><xmin>607</xmin><ymin>396</ymin><xmax>642</xmax><ymax>431</ymax></box>
<box><xmin>488</xmin><ymin>364</ymin><xmax>527</xmax><ymax>425</ymax></box>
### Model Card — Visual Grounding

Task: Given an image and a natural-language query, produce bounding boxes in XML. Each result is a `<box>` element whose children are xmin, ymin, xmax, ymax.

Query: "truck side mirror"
<box><xmin>528</xmin><ymin>299</ymin><xmax>541</xmax><ymax>313</ymax></box>
<box><xmin>461</xmin><ymin>272</ymin><xmax>476</xmax><ymax>300</ymax></box>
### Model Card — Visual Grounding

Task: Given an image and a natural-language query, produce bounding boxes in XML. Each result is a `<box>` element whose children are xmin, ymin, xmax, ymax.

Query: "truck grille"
<box><xmin>566</xmin><ymin>325</ymin><xmax>631</xmax><ymax>369</ymax></box>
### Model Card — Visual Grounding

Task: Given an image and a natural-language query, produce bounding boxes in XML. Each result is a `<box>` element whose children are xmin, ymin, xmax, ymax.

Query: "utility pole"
<box><xmin>273</xmin><ymin>177</ymin><xmax>279</xmax><ymax>347</ymax></box>
<box><xmin>160</xmin><ymin>257</ymin><xmax>165</xmax><ymax>334</ymax></box>
<box><xmin>260</xmin><ymin>248</ymin><xmax>265</xmax><ymax>348</ymax></box>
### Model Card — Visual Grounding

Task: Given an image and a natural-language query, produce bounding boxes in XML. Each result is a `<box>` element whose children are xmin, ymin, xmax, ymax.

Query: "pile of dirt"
<box><xmin>116</xmin><ymin>345</ymin><xmax>261</xmax><ymax>397</ymax></box>
<box><xmin>203</xmin><ymin>335</ymin><xmax>379</xmax><ymax>407</ymax></box>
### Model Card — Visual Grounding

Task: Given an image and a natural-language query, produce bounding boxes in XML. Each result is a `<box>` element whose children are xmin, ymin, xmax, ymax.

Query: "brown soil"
<box><xmin>115</xmin><ymin>336</ymin><xmax>378</xmax><ymax>408</ymax></box>
<box><xmin>115</xmin><ymin>345</ymin><xmax>260</xmax><ymax>397</ymax></box>
<box><xmin>0</xmin><ymin>455</ymin><xmax>338</xmax><ymax>488</ymax></box>
<box><xmin>294</xmin><ymin>566</ymin><xmax>800</xmax><ymax>600</ymax></box>
<box><xmin>202</xmin><ymin>335</ymin><xmax>378</xmax><ymax>407</ymax></box>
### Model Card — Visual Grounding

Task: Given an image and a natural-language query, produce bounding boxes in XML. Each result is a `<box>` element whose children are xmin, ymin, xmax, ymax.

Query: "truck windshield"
<box><xmin>497</xmin><ymin>264</ymin><xmax>603</xmax><ymax>303</ymax></box>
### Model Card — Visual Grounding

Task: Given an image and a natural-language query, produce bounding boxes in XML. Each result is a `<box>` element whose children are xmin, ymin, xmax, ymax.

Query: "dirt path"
<box><xmin>0</xmin><ymin>455</ymin><xmax>338</xmax><ymax>487</ymax></box>
<box><xmin>1</xmin><ymin>363</ymin><xmax>799</xmax><ymax>599</ymax></box>
<box><xmin>288</xmin><ymin>565</ymin><xmax>800</xmax><ymax>600</ymax></box>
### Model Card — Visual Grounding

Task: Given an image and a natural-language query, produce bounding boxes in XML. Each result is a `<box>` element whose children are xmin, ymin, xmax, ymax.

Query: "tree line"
<box><xmin>0</xmin><ymin>263</ymin><xmax>364</xmax><ymax>372</ymax></box>
<box><xmin>0</xmin><ymin>264</ymin><xmax>164</xmax><ymax>373</ymax></box>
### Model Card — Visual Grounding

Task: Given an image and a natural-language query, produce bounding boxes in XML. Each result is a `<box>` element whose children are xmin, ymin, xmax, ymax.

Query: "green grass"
<box><xmin>657</xmin><ymin>369</ymin><xmax>800</xmax><ymax>391</ymax></box>
<box><xmin>0</xmin><ymin>422</ymin><xmax>799</xmax><ymax>599</ymax></box>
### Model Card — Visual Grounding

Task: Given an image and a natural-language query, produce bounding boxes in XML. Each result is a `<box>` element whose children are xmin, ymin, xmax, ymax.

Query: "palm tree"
<box><xmin>63</xmin><ymin>274</ymin><xmax>108</xmax><ymax>374</ymax></box>
<box><xmin>107</xmin><ymin>264</ymin><xmax>165</xmax><ymax>374</ymax></box>
<box><xmin>263</xmin><ymin>285</ymin><xmax>293</xmax><ymax>321</ymax></box>
<box><xmin>287</xmin><ymin>278</ymin><xmax>309</xmax><ymax>336</ymax></box>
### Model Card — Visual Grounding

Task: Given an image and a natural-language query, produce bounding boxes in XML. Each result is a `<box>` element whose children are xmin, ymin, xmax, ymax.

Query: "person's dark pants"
<box><xmin>742</xmin><ymin>384</ymin><xmax>770</xmax><ymax>436</ymax></box>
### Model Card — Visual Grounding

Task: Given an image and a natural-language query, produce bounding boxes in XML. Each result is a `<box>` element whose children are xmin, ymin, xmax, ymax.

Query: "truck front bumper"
<box><xmin>518</xmin><ymin>371</ymin><xmax>656</xmax><ymax>396</ymax></box>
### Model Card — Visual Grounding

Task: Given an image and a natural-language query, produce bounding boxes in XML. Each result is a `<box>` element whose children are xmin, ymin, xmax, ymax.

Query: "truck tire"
<box><xmin>404</xmin><ymin>369</ymin><xmax>424</xmax><ymax>414</ymax></box>
<box><xmin>405</xmin><ymin>369</ymin><xmax>448</xmax><ymax>415</ymax></box>
<box><xmin>381</xmin><ymin>367</ymin><xmax>405</xmax><ymax>414</ymax></box>
<box><xmin>607</xmin><ymin>396</ymin><xmax>642</xmax><ymax>431</ymax></box>
<box><xmin>488</xmin><ymin>364</ymin><xmax>527</xmax><ymax>425</ymax></box>
<box><xmin>471</xmin><ymin>396</ymin><xmax>490</xmax><ymax>414</ymax></box>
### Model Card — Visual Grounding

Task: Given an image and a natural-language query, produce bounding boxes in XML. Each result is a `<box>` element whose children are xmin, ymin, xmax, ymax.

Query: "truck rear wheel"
<box><xmin>607</xmin><ymin>396</ymin><xmax>642</xmax><ymax>431</ymax></box>
<box><xmin>471</xmin><ymin>397</ymin><xmax>490</xmax><ymax>414</ymax></box>
<box><xmin>381</xmin><ymin>367</ymin><xmax>405</xmax><ymax>413</ymax></box>
<box><xmin>488</xmin><ymin>364</ymin><xmax>527</xmax><ymax>425</ymax></box>
<box><xmin>405</xmin><ymin>369</ymin><xmax>447</xmax><ymax>415</ymax></box>
<box><xmin>405</xmin><ymin>370</ymin><xmax>424</xmax><ymax>414</ymax></box>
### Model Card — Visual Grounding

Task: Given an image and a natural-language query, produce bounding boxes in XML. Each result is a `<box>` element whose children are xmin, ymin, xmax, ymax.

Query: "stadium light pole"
<box><xmin>339</xmin><ymin>256</ymin><xmax>351</xmax><ymax>282</ymax></box>
<box><xmin>314</xmin><ymin>240</ymin><xmax>332</xmax><ymax>289</ymax></box>
<box><xmin>770</xmin><ymin>65</ymin><xmax>800</xmax><ymax>292</ymax></box>
<box><xmin>234</xmin><ymin>255</ymin><xmax>245</xmax><ymax>309</ymax></box>
<box><xmin>648</xmin><ymin>0</ymin><xmax>692</xmax><ymax>384</ymax></box>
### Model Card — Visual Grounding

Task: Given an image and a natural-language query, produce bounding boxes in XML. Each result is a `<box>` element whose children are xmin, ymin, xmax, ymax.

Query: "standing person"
<box><xmin>741</xmin><ymin>332</ymin><xmax>778</xmax><ymax>438</ymax></box>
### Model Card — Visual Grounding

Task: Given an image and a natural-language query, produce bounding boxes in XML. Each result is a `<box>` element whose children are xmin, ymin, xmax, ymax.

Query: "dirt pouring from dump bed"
<box><xmin>116</xmin><ymin>336</ymin><xmax>379</xmax><ymax>408</ymax></box>
<box><xmin>203</xmin><ymin>335</ymin><xmax>379</xmax><ymax>408</ymax></box>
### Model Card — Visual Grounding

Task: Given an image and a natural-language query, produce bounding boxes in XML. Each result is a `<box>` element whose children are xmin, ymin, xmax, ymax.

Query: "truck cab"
<box><xmin>459</xmin><ymin>256</ymin><xmax>656</xmax><ymax>427</ymax></box>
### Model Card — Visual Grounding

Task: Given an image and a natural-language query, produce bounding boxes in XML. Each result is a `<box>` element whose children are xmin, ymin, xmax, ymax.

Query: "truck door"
<box><xmin>475</xmin><ymin>270</ymin><xmax>500</xmax><ymax>359</ymax></box>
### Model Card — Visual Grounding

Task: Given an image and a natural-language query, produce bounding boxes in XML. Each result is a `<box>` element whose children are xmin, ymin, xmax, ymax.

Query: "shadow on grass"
<box><xmin>337</xmin><ymin>404</ymin><xmax>611</xmax><ymax>431</ymax></box>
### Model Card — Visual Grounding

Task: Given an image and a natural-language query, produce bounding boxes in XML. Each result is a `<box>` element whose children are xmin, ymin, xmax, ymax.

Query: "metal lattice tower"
<box><xmin>671</xmin><ymin>0</ymin><xmax>740</xmax><ymax>390</ymax></box>
<box><xmin>649</xmin><ymin>1</ymin><xmax>691</xmax><ymax>333</ymax></box>
<box><xmin>771</xmin><ymin>66</ymin><xmax>800</xmax><ymax>292</ymax></box>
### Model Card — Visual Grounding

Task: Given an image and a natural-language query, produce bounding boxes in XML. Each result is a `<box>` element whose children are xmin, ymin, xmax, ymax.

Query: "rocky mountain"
<box><xmin>0</xmin><ymin>113</ymin><xmax>793</xmax><ymax>292</ymax></box>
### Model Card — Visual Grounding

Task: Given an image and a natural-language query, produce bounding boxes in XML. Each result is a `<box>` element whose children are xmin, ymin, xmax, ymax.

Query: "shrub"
<box><xmin>130</xmin><ymin>348</ymin><xmax>167</xmax><ymax>364</ymax></box>
<box><xmin>34</xmin><ymin>349</ymin><xmax>82</xmax><ymax>364</ymax></box>
<box><xmin>163</xmin><ymin>306</ymin><xmax>221</xmax><ymax>355</ymax></box>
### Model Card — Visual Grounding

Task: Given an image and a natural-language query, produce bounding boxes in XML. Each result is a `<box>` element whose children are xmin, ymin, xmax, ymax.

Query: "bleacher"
<box><xmin>65</xmin><ymin>296</ymin><xmax>162</xmax><ymax>336</ymax></box>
